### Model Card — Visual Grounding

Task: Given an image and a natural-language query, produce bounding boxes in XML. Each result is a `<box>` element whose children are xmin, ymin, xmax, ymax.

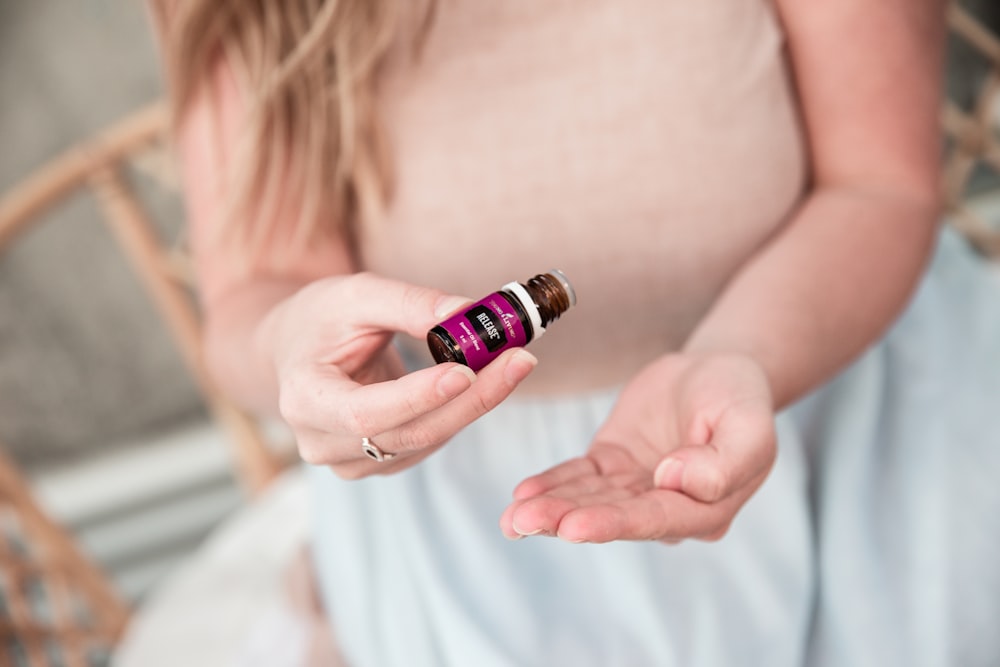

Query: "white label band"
<box><xmin>502</xmin><ymin>281</ymin><xmax>545</xmax><ymax>340</ymax></box>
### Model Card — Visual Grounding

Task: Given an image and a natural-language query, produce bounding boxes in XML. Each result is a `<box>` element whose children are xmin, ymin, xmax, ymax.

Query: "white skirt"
<box><xmin>308</xmin><ymin>228</ymin><xmax>1000</xmax><ymax>667</ymax></box>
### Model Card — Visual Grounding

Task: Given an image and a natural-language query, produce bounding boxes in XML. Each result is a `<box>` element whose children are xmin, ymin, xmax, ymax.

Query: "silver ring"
<box><xmin>361</xmin><ymin>437</ymin><xmax>396</xmax><ymax>462</ymax></box>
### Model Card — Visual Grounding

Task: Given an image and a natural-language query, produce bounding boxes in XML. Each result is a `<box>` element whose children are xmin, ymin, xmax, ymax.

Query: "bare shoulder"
<box><xmin>174</xmin><ymin>58</ymin><xmax>353</xmax><ymax>310</ymax></box>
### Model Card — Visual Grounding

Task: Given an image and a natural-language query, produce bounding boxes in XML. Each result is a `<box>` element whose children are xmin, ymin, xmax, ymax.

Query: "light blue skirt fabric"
<box><xmin>308</xmin><ymin>228</ymin><xmax>1000</xmax><ymax>667</ymax></box>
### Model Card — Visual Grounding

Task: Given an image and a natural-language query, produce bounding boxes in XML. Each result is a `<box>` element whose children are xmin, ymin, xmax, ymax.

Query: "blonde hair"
<box><xmin>151</xmin><ymin>0</ymin><xmax>435</xmax><ymax>259</ymax></box>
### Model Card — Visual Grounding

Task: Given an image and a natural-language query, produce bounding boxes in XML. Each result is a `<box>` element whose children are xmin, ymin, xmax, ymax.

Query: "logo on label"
<box><xmin>465</xmin><ymin>305</ymin><xmax>507</xmax><ymax>352</ymax></box>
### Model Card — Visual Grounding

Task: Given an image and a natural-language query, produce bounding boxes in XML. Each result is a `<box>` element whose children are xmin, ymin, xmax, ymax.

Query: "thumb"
<box><xmin>653</xmin><ymin>445</ymin><xmax>730</xmax><ymax>503</ymax></box>
<box><xmin>653</xmin><ymin>405</ymin><xmax>775</xmax><ymax>504</ymax></box>
<box><xmin>345</xmin><ymin>273</ymin><xmax>471</xmax><ymax>339</ymax></box>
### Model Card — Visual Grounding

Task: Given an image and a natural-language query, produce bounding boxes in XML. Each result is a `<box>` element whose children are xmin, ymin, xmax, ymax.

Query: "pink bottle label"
<box><xmin>437</xmin><ymin>291</ymin><xmax>528</xmax><ymax>371</ymax></box>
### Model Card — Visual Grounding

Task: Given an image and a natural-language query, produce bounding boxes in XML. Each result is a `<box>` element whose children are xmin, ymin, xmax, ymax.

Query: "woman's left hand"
<box><xmin>500</xmin><ymin>353</ymin><xmax>777</xmax><ymax>543</ymax></box>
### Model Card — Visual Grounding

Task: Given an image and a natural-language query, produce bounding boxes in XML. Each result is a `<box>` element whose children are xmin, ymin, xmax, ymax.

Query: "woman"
<box><xmin>152</xmin><ymin>1</ymin><xmax>1000</xmax><ymax>665</ymax></box>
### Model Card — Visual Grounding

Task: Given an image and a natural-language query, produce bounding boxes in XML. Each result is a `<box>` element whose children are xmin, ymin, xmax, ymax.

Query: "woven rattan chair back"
<box><xmin>0</xmin><ymin>447</ymin><xmax>127</xmax><ymax>667</ymax></box>
<box><xmin>943</xmin><ymin>4</ymin><xmax>1000</xmax><ymax>258</ymax></box>
<box><xmin>0</xmin><ymin>104</ymin><xmax>290</xmax><ymax>496</ymax></box>
<box><xmin>0</xmin><ymin>103</ymin><xmax>293</xmax><ymax>665</ymax></box>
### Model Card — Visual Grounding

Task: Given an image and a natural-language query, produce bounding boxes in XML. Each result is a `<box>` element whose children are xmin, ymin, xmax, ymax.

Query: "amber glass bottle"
<box><xmin>426</xmin><ymin>270</ymin><xmax>576</xmax><ymax>372</ymax></box>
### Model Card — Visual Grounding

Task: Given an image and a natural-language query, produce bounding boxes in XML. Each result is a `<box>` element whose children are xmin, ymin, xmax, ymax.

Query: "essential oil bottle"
<box><xmin>426</xmin><ymin>270</ymin><xmax>576</xmax><ymax>372</ymax></box>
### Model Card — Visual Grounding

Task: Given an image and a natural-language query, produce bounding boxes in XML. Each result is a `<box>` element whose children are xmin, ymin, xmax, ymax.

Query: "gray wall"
<box><xmin>0</xmin><ymin>1</ymin><xmax>204</xmax><ymax>469</ymax></box>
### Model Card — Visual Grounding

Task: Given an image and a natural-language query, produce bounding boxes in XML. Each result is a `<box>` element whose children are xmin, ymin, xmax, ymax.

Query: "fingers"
<box><xmin>555</xmin><ymin>491</ymin><xmax>732</xmax><ymax>543</ymax></box>
<box><xmin>502</xmin><ymin>486</ymin><xmax>685</xmax><ymax>542</ymax></box>
<box><xmin>340</xmin><ymin>363</ymin><xmax>481</xmax><ymax>436</ymax></box>
<box><xmin>499</xmin><ymin>354</ymin><xmax>779</xmax><ymax>544</ymax></box>
<box><xmin>502</xmin><ymin>472</ymin><xmax>766</xmax><ymax>544</ymax></box>
<box><xmin>511</xmin><ymin>458</ymin><xmax>597</xmax><ymax>500</ymax></box>
<box><xmin>373</xmin><ymin>348</ymin><xmax>537</xmax><ymax>454</ymax></box>
<box><xmin>281</xmin><ymin>361</ymin><xmax>476</xmax><ymax>439</ymax></box>
<box><xmin>501</xmin><ymin>483</ymin><xmax>638</xmax><ymax>541</ymax></box>
<box><xmin>653</xmin><ymin>404</ymin><xmax>776</xmax><ymax>503</ymax></box>
<box><xmin>502</xmin><ymin>445</ymin><xmax>657</xmax><ymax>540</ymax></box>
<box><xmin>500</xmin><ymin>496</ymin><xmax>579</xmax><ymax>539</ymax></box>
<box><xmin>511</xmin><ymin>444</ymin><xmax>640</xmax><ymax>500</ymax></box>
<box><xmin>500</xmin><ymin>423</ymin><xmax>774</xmax><ymax>544</ymax></box>
<box><xmin>276</xmin><ymin>272</ymin><xmax>529</xmax><ymax>479</ymax></box>
<box><xmin>293</xmin><ymin>348</ymin><xmax>537</xmax><ymax>469</ymax></box>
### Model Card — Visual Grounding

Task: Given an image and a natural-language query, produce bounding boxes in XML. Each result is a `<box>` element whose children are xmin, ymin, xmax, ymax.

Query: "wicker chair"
<box><xmin>943</xmin><ymin>3</ymin><xmax>1000</xmax><ymax>258</ymax></box>
<box><xmin>0</xmin><ymin>104</ymin><xmax>291</xmax><ymax>497</ymax></box>
<box><xmin>0</xmin><ymin>105</ymin><xmax>294</xmax><ymax>665</ymax></box>
<box><xmin>0</xmin><ymin>446</ymin><xmax>127</xmax><ymax>667</ymax></box>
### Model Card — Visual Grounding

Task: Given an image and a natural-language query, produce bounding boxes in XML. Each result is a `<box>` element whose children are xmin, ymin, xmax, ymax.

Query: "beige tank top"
<box><xmin>358</xmin><ymin>0</ymin><xmax>807</xmax><ymax>394</ymax></box>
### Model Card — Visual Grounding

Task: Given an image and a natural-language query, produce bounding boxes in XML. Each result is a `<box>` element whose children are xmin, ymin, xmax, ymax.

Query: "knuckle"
<box><xmin>298</xmin><ymin>447</ymin><xmax>322</xmax><ymax>466</ymax></box>
<box><xmin>277</xmin><ymin>380</ymin><xmax>308</xmax><ymax>426</ymax></box>
<box><xmin>341</xmin><ymin>398</ymin><xmax>375</xmax><ymax>437</ymax></box>
<box><xmin>296</xmin><ymin>435</ymin><xmax>328</xmax><ymax>466</ymax></box>
<box><xmin>700</xmin><ymin>467</ymin><xmax>729</xmax><ymax>502</ymax></box>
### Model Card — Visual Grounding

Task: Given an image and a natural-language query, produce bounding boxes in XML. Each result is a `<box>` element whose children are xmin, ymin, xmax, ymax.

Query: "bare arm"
<box><xmin>176</xmin><ymin>61</ymin><xmax>355</xmax><ymax>415</ymax></box>
<box><xmin>174</xmin><ymin>57</ymin><xmax>535</xmax><ymax>479</ymax></box>
<box><xmin>683</xmin><ymin>0</ymin><xmax>946</xmax><ymax>407</ymax></box>
<box><xmin>502</xmin><ymin>0</ymin><xmax>947</xmax><ymax>542</ymax></box>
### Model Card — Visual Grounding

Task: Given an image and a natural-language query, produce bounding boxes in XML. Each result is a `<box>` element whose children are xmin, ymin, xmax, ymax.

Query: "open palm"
<box><xmin>500</xmin><ymin>353</ymin><xmax>777</xmax><ymax>543</ymax></box>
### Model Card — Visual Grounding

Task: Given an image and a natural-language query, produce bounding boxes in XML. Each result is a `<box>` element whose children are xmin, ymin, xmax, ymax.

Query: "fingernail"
<box><xmin>556</xmin><ymin>531</ymin><xmax>588</xmax><ymax>544</ymax></box>
<box><xmin>654</xmin><ymin>458</ymin><xmax>685</xmax><ymax>489</ymax></box>
<box><xmin>436</xmin><ymin>365</ymin><xmax>477</xmax><ymax>398</ymax></box>
<box><xmin>504</xmin><ymin>349</ymin><xmax>538</xmax><ymax>385</ymax></box>
<box><xmin>434</xmin><ymin>296</ymin><xmax>469</xmax><ymax>319</ymax></box>
<box><xmin>504</xmin><ymin>532</ymin><xmax>524</xmax><ymax>541</ymax></box>
<box><xmin>513</xmin><ymin>522</ymin><xmax>544</xmax><ymax>537</ymax></box>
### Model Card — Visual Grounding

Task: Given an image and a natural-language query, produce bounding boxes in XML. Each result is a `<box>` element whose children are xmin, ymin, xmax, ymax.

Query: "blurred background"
<box><xmin>1</xmin><ymin>0</ymin><xmax>999</xmax><ymax>622</ymax></box>
<box><xmin>0</xmin><ymin>0</ymin><xmax>238</xmax><ymax>605</ymax></box>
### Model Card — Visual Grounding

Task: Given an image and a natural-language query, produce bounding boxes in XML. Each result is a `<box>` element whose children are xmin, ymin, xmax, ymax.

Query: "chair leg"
<box><xmin>88</xmin><ymin>165</ymin><xmax>285</xmax><ymax>496</ymax></box>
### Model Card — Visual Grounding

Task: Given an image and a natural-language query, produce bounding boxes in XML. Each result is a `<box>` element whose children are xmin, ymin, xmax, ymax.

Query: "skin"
<box><xmin>502</xmin><ymin>0</ymin><xmax>947</xmax><ymax>542</ymax></box>
<box><xmin>176</xmin><ymin>0</ymin><xmax>945</xmax><ymax>543</ymax></box>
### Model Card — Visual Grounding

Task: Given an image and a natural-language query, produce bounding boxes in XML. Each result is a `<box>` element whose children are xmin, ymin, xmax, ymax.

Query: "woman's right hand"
<box><xmin>257</xmin><ymin>272</ymin><xmax>538</xmax><ymax>479</ymax></box>
<box><xmin>163</xmin><ymin>49</ymin><xmax>532</xmax><ymax>478</ymax></box>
